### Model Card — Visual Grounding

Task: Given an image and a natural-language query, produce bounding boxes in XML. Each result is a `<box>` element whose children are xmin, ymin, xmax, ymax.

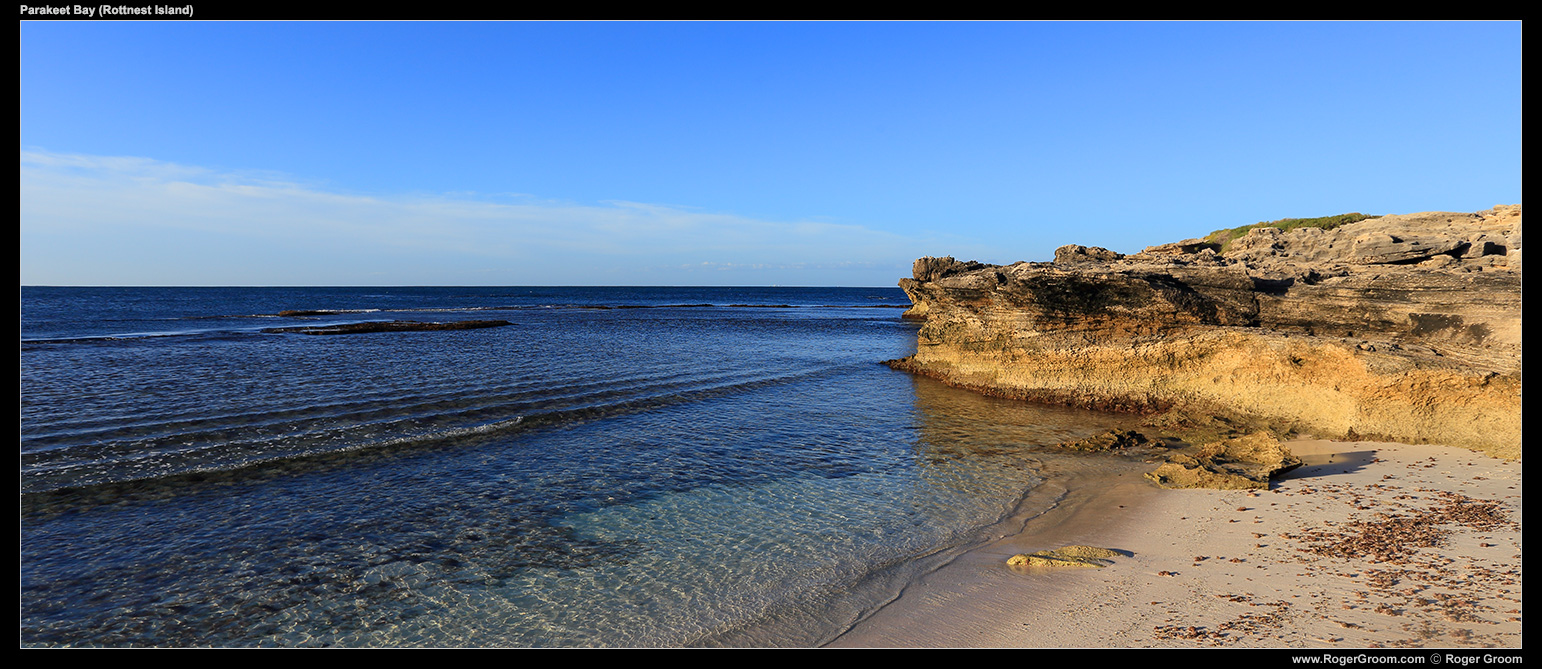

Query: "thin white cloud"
<box><xmin>20</xmin><ymin>150</ymin><xmax>974</xmax><ymax>285</ymax></box>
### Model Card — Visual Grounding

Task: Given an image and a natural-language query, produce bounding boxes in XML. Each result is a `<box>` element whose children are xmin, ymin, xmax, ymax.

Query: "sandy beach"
<box><xmin>828</xmin><ymin>438</ymin><xmax>1523</xmax><ymax>649</ymax></box>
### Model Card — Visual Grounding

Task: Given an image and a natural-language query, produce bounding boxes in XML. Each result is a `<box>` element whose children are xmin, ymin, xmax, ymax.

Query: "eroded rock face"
<box><xmin>890</xmin><ymin>206</ymin><xmax>1522</xmax><ymax>458</ymax></box>
<box><xmin>1053</xmin><ymin>244</ymin><xmax>1125</xmax><ymax>264</ymax></box>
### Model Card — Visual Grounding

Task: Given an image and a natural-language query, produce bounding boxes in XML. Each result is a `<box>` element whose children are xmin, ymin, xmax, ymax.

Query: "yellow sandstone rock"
<box><xmin>1007</xmin><ymin>545</ymin><xmax>1123</xmax><ymax>568</ymax></box>
<box><xmin>888</xmin><ymin>207</ymin><xmax>1523</xmax><ymax>459</ymax></box>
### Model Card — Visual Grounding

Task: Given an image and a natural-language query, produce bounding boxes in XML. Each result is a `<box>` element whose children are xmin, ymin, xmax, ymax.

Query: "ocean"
<box><xmin>20</xmin><ymin>286</ymin><xmax>1134</xmax><ymax>647</ymax></box>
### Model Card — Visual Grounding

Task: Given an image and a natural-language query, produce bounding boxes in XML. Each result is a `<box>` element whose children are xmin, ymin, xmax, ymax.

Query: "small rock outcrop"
<box><xmin>1007</xmin><ymin>545</ymin><xmax>1123</xmax><ymax>568</ymax></box>
<box><xmin>888</xmin><ymin>206</ymin><xmax>1522</xmax><ymax>459</ymax></box>
<box><xmin>1052</xmin><ymin>244</ymin><xmax>1125</xmax><ymax>264</ymax></box>
<box><xmin>1142</xmin><ymin>239</ymin><xmax>1222</xmax><ymax>256</ymax></box>
<box><xmin>1055</xmin><ymin>429</ymin><xmax>1151</xmax><ymax>452</ymax></box>
<box><xmin>1144</xmin><ymin>432</ymin><xmax>1303</xmax><ymax>490</ymax></box>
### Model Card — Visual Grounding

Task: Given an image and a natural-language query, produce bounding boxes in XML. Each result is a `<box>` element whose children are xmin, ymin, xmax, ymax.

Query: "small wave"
<box><xmin>179</xmin><ymin>313</ymin><xmax>283</xmax><ymax>320</ymax></box>
<box><xmin>371</xmin><ymin>415</ymin><xmax>526</xmax><ymax>448</ymax></box>
<box><xmin>274</xmin><ymin>308</ymin><xmax>382</xmax><ymax>317</ymax></box>
<box><xmin>20</xmin><ymin>411</ymin><xmax>543</xmax><ymax>507</ymax></box>
<box><xmin>20</xmin><ymin>329</ymin><xmax>261</xmax><ymax>346</ymax></box>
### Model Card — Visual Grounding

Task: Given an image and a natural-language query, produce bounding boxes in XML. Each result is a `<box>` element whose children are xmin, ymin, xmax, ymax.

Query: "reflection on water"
<box><xmin>908</xmin><ymin>372</ymin><xmax>1142</xmax><ymax>459</ymax></box>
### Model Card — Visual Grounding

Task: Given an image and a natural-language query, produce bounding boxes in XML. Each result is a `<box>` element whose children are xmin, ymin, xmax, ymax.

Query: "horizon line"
<box><xmin>20</xmin><ymin>283</ymin><xmax>906</xmax><ymax>289</ymax></box>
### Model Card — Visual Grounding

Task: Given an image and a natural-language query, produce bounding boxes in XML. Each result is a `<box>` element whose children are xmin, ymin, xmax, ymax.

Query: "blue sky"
<box><xmin>20</xmin><ymin>21</ymin><xmax>1522</xmax><ymax>286</ymax></box>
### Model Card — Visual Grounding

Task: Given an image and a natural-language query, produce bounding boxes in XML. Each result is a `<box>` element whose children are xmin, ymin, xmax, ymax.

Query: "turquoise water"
<box><xmin>20</xmin><ymin>286</ymin><xmax>1131</xmax><ymax>647</ymax></box>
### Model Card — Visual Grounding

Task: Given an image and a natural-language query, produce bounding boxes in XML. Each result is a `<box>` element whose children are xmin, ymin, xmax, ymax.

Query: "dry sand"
<box><xmin>827</xmin><ymin>439</ymin><xmax>1523</xmax><ymax>648</ymax></box>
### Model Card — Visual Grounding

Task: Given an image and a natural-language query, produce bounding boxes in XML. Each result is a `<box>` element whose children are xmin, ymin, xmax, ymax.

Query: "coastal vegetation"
<box><xmin>1205</xmin><ymin>213</ymin><xmax>1380</xmax><ymax>253</ymax></box>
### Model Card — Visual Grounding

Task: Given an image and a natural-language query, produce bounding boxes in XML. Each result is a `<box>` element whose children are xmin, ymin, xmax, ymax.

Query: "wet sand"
<box><xmin>827</xmin><ymin>439</ymin><xmax>1523</xmax><ymax>648</ymax></box>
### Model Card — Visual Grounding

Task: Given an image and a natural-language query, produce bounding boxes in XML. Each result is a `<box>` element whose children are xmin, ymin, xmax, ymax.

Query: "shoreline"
<box><xmin>827</xmin><ymin>438</ymin><xmax>1522</xmax><ymax>648</ymax></box>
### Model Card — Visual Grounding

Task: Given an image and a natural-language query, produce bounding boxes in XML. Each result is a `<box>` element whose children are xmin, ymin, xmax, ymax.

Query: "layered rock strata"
<box><xmin>890</xmin><ymin>206</ymin><xmax>1522</xmax><ymax>458</ymax></box>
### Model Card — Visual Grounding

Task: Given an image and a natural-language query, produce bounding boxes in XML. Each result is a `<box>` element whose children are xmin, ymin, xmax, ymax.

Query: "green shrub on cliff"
<box><xmin>1205</xmin><ymin>213</ymin><xmax>1380</xmax><ymax>253</ymax></box>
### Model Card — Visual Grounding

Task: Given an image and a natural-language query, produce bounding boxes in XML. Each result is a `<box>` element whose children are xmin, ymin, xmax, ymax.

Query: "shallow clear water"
<box><xmin>20</xmin><ymin>286</ymin><xmax>1133</xmax><ymax>647</ymax></box>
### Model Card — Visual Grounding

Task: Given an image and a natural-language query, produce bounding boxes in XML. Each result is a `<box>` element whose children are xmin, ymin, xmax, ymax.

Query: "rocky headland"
<box><xmin>888</xmin><ymin>205</ymin><xmax>1522</xmax><ymax>461</ymax></box>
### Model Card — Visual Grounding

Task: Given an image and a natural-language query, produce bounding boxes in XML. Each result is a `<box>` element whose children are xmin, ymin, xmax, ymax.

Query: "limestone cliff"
<box><xmin>889</xmin><ymin>206</ymin><xmax>1523</xmax><ymax>458</ymax></box>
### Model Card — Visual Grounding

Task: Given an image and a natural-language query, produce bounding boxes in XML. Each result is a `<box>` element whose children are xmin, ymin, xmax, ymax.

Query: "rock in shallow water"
<box><xmin>1055</xmin><ymin>429</ymin><xmax>1150</xmax><ymax>452</ymax></box>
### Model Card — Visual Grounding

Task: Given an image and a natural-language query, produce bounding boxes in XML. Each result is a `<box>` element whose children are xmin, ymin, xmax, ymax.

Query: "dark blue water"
<box><xmin>20</xmin><ymin>286</ymin><xmax>1133</xmax><ymax>647</ymax></box>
